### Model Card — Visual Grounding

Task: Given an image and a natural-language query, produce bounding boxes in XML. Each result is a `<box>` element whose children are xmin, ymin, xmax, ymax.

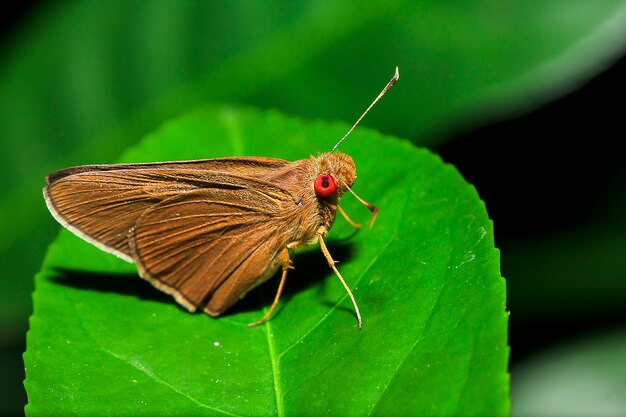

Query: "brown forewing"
<box><xmin>46</xmin><ymin>157</ymin><xmax>291</xmax><ymax>184</ymax></box>
<box><xmin>129</xmin><ymin>186</ymin><xmax>293</xmax><ymax>314</ymax></box>
<box><xmin>44</xmin><ymin>157</ymin><xmax>293</xmax><ymax>261</ymax></box>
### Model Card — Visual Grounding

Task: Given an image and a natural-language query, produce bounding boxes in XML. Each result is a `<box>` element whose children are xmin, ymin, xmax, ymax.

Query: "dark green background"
<box><xmin>2</xmin><ymin>1</ymin><xmax>625</xmax><ymax>416</ymax></box>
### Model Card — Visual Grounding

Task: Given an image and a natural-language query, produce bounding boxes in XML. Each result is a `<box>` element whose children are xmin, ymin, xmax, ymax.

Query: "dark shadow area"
<box><xmin>0</xmin><ymin>344</ymin><xmax>27</xmax><ymax>417</ymax></box>
<box><xmin>439</xmin><ymin>56</ymin><xmax>626</xmax><ymax>240</ymax></box>
<box><xmin>224</xmin><ymin>241</ymin><xmax>356</xmax><ymax>320</ymax></box>
<box><xmin>51</xmin><ymin>241</ymin><xmax>356</xmax><ymax>323</ymax></box>
<box><xmin>0</xmin><ymin>0</ymin><xmax>38</xmax><ymax>48</ymax></box>
<box><xmin>51</xmin><ymin>268</ymin><xmax>176</xmax><ymax>306</ymax></box>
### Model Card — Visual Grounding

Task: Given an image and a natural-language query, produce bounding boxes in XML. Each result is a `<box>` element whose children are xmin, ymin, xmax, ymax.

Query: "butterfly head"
<box><xmin>313</xmin><ymin>152</ymin><xmax>356</xmax><ymax>201</ymax></box>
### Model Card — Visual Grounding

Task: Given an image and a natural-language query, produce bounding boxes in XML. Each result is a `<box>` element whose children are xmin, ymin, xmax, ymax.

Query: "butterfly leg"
<box><xmin>317</xmin><ymin>229</ymin><xmax>362</xmax><ymax>330</ymax></box>
<box><xmin>247</xmin><ymin>248</ymin><xmax>292</xmax><ymax>327</ymax></box>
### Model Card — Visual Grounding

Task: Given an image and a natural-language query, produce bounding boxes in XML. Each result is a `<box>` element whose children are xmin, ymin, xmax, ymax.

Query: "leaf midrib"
<box><xmin>265</xmin><ymin>315</ymin><xmax>284</xmax><ymax>417</ymax></box>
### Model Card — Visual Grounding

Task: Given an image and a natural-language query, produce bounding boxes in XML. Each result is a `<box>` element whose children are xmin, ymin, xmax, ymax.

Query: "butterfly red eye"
<box><xmin>314</xmin><ymin>175</ymin><xmax>338</xmax><ymax>198</ymax></box>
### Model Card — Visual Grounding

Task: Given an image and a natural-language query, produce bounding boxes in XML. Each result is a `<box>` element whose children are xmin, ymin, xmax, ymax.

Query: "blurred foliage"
<box><xmin>512</xmin><ymin>329</ymin><xmax>626</xmax><ymax>416</ymax></box>
<box><xmin>1</xmin><ymin>1</ymin><xmax>625</xmax><ymax>415</ymax></box>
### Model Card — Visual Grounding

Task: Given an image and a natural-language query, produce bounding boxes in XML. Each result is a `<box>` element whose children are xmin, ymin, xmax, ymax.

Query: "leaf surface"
<box><xmin>25</xmin><ymin>107</ymin><xmax>508</xmax><ymax>416</ymax></box>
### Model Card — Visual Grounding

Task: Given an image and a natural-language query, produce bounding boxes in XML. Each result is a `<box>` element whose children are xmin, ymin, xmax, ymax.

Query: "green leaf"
<box><xmin>25</xmin><ymin>107</ymin><xmax>508</xmax><ymax>416</ymax></box>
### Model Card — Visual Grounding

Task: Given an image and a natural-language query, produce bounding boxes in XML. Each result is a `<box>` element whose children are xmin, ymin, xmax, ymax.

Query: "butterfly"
<box><xmin>44</xmin><ymin>67</ymin><xmax>398</xmax><ymax>329</ymax></box>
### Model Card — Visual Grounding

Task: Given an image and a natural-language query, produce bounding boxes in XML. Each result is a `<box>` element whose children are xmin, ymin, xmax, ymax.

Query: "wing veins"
<box><xmin>137</xmin><ymin>217</ymin><xmax>260</xmax><ymax>253</ymax></box>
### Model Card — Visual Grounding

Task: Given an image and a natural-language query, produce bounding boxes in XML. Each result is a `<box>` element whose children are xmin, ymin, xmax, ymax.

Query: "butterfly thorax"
<box><xmin>265</xmin><ymin>152</ymin><xmax>356</xmax><ymax>248</ymax></box>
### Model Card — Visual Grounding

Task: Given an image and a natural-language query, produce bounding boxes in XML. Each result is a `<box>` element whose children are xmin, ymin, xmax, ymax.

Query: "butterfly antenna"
<box><xmin>331</xmin><ymin>66</ymin><xmax>399</xmax><ymax>152</ymax></box>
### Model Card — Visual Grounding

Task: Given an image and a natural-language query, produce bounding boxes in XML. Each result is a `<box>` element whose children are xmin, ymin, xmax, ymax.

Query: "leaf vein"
<box><xmin>366</xmin><ymin>213</ymin><xmax>455</xmax><ymax>415</ymax></box>
<box><xmin>279</xmin><ymin>193</ymin><xmax>407</xmax><ymax>359</ymax></box>
<box><xmin>99</xmin><ymin>346</ymin><xmax>243</xmax><ymax>417</ymax></box>
<box><xmin>365</xmin><ymin>279</ymin><xmax>448</xmax><ymax>416</ymax></box>
<box><xmin>264</xmin><ymin>306</ymin><xmax>284</xmax><ymax>417</ymax></box>
<box><xmin>73</xmin><ymin>304</ymin><xmax>242</xmax><ymax>417</ymax></box>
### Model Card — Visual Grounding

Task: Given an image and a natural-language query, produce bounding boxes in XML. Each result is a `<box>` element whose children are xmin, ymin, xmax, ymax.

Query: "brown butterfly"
<box><xmin>44</xmin><ymin>68</ymin><xmax>399</xmax><ymax>329</ymax></box>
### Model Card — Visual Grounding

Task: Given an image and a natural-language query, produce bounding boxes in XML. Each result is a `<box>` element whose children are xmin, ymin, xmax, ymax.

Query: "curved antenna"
<box><xmin>331</xmin><ymin>66</ymin><xmax>399</xmax><ymax>152</ymax></box>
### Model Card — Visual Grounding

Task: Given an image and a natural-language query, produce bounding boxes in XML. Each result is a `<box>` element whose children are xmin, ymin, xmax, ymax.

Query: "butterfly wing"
<box><xmin>129</xmin><ymin>186</ymin><xmax>294</xmax><ymax>315</ymax></box>
<box><xmin>44</xmin><ymin>157</ymin><xmax>299</xmax><ymax>315</ymax></box>
<box><xmin>45</xmin><ymin>157</ymin><xmax>291</xmax><ymax>183</ymax></box>
<box><xmin>44</xmin><ymin>157</ymin><xmax>291</xmax><ymax>261</ymax></box>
